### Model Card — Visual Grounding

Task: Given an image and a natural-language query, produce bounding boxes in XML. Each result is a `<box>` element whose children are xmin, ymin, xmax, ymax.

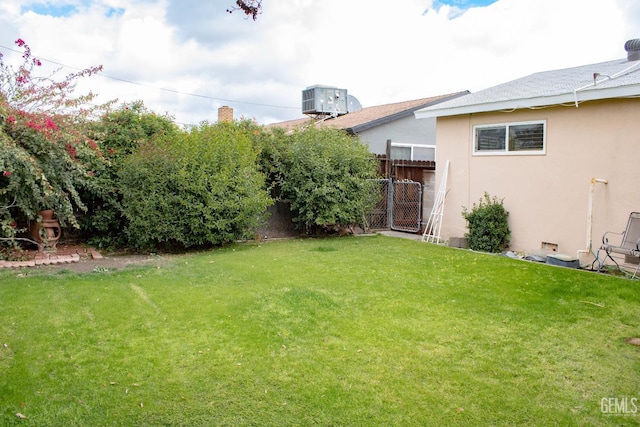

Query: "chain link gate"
<box><xmin>365</xmin><ymin>179</ymin><xmax>391</xmax><ymax>230</ymax></box>
<box><xmin>365</xmin><ymin>179</ymin><xmax>422</xmax><ymax>232</ymax></box>
<box><xmin>391</xmin><ymin>180</ymin><xmax>422</xmax><ymax>232</ymax></box>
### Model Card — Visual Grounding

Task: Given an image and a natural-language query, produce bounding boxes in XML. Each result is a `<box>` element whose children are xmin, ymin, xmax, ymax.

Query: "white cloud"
<box><xmin>0</xmin><ymin>0</ymin><xmax>637</xmax><ymax>125</ymax></box>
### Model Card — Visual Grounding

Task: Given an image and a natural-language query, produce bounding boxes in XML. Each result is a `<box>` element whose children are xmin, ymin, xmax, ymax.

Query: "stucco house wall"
<box><xmin>435</xmin><ymin>98</ymin><xmax>640</xmax><ymax>261</ymax></box>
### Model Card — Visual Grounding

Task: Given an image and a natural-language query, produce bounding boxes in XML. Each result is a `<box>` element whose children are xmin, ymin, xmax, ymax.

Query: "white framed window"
<box><xmin>473</xmin><ymin>120</ymin><xmax>546</xmax><ymax>155</ymax></box>
<box><xmin>390</xmin><ymin>143</ymin><xmax>436</xmax><ymax>161</ymax></box>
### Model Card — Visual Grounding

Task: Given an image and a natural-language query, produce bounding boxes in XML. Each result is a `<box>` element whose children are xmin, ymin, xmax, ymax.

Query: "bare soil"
<box><xmin>13</xmin><ymin>244</ymin><xmax>170</xmax><ymax>273</ymax></box>
<box><xmin>53</xmin><ymin>252</ymin><xmax>168</xmax><ymax>273</ymax></box>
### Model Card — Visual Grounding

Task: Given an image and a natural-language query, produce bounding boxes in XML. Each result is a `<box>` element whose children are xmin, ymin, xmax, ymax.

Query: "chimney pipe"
<box><xmin>624</xmin><ymin>39</ymin><xmax>640</xmax><ymax>61</ymax></box>
<box><xmin>218</xmin><ymin>106</ymin><xmax>234</xmax><ymax>122</ymax></box>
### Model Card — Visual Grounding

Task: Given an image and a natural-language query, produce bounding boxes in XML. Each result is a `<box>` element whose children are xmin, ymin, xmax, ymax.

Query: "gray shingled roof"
<box><xmin>415</xmin><ymin>57</ymin><xmax>640</xmax><ymax>119</ymax></box>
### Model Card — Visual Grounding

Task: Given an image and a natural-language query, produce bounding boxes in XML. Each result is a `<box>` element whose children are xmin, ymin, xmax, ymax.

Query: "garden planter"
<box><xmin>30</xmin><ymin>209</ymin><xmax>61</xmax><ymax>251</ymax></box>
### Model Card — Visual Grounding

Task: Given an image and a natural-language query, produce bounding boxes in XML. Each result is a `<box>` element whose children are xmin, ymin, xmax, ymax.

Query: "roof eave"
<box><xmin>350</xmin><ymin>91</ymin><xmax>470</xmax><ymax>132</ymax></box>
<box><xmin>414</xmin><ymin>85</ymin><xmax>640</xmax><ymax>119</ymax></box>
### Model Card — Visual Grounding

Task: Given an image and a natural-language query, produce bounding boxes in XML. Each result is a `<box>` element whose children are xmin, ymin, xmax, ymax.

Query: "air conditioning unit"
<box><xmin>302</xmin><ymin>85</ymin><xmax>348</xmax><ymax>116</ymax></box>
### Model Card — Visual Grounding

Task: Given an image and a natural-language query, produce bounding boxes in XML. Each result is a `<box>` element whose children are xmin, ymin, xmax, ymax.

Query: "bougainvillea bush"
<box><xmin>0</xmin><ymin>39</ymin><xmax>110</xmax><ymax>257</ymax></box>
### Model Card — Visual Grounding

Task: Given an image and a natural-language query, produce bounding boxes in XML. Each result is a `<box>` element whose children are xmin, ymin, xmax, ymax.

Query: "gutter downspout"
<box><xmin>577</xmin><ymin>178</ymin><xmax>608</xmax><ymax>260</ymax></box>
<box><xmin>573</xmin><ymin>61</ymin><xmax>640</xmax><ymax>107</ymax></box>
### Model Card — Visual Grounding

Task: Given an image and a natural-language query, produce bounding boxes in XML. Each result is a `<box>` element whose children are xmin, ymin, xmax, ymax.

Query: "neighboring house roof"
<box><xmin>415</xmin><ymin>57</ymin><xmax>640</xmax><ymax>119</ymax></box>
<box><xmin>269</xmin><ymin>91</ymin><xmax>469</xmax><ymax>133</ymax></box>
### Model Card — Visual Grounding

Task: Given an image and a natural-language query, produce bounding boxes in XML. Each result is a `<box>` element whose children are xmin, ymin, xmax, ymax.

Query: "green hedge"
<box><xmin>119</xmin><ymin>121</ymin><xmax>271</xmax><ymax>250</ymax></box>
<box><xmin>274</xmin><ymin>127</ymin><xmax>378</xmax><ymax>231</ymax></box>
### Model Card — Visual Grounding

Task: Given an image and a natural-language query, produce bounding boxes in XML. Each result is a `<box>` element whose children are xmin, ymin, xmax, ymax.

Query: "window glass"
<box><xmin>475</xmin><ymin>127</ymin><xmax>505</xmax><ymax>151</ymax></box>
<box><xmin>474</xmin><ymin>121</ymin><xmax>545</xmax><ymax>155</ymax></box>
<box><xmin>412</xmin><ymin>146</ymin><xmax>435</xmax><ymax>161</ymax></box>
<box><xmin>508</xmin><ymin>123</ymin><xmax>544</xmax><ymax>151</ymax></box>
<box><xmin>390</xmin><ymin>146</ymin><xmax>411</xmax><ymax>160</ymax></box>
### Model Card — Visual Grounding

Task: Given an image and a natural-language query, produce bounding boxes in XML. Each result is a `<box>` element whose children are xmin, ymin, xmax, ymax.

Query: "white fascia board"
<box><xmin>414</xmin><ymin>96</ymin><xmax>570</xmax><ymax>119</ymax></box>
<box><xmin>414</xmin><ymin>85</ymin><xmax>640</xmax><ymax>119</ymax></box>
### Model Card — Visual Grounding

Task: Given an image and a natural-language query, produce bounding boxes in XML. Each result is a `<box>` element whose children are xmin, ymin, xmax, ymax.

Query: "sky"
<box><xmin>0</xmin><ymin>0</ymin><xmax>638</xmax><ymax>126</ymax></box>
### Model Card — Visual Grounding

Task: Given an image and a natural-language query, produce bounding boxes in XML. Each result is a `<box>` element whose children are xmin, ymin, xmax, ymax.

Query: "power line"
<box><xmin>0</xmin><ymin>43</ymin><xmax>300</xmax><ymax>110</ymax></box>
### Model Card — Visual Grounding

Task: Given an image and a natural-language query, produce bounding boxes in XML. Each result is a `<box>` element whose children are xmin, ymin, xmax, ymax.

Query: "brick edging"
<box><xmin>0</xmin><ymin>253</ymin><xmax>81</xmax><ymax>269</ymax></box>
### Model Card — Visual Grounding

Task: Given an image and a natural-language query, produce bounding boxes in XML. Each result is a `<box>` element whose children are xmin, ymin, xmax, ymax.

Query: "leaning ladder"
<box><xmin>422</xmin><ymin>160</ymin><xmax>449</xmax><ymax>244</ymax></box>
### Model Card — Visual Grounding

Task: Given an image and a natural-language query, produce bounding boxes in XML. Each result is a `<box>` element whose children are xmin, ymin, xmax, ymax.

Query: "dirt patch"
<box><xmin>625</xmin><ymin>337</ymin><xmax>640</xmax><ymax>347</ymax></box>
<box><xmin>1</xmin><ymin>243</ymin><xmax>169</xmax><ymax>273</ymax></box>
<box><xmin>46</xmin><ymin>252</ymin><xmax>168</xmax><ymax>273</ymax></box>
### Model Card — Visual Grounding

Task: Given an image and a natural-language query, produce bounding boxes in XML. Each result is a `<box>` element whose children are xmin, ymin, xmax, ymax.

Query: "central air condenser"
<box><xmin>302</xmin><ymin>85</ymin><xmax>348</xmax><ymax>116</ymax></box>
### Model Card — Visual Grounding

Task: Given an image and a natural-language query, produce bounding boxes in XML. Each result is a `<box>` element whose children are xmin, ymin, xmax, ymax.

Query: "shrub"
<box><xmin>273</xmin><ymin>127</ymin><xmax>378</xmax><ymax>232</ymax></box>
<box><xmin>462</xmin><ymin>193</ymin><xmax>510</xmax><ymax>253</ymax></box>
<box><xmin>119</xmin><ymin>121</ymin><xmax>272</xmax><ymax>250</ymax></box>
<box><xmin>80</xmin><ymin>102</ymin><xmax>179</xmax><ymax>249</ymax></box>
<box><xmin>0</xmin><ymin>112</ymin><xmax>105</xmax><ymax>226</ymax></box>
<box><xmin>1</xmin><ymin>38</ymin><xmax>109</xmax><ymax>255</ymax></box>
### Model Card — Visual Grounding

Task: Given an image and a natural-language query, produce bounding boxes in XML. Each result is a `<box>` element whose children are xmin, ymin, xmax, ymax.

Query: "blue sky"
<box><xmin>433</xmin><ymin>0</ymin><xmax>498</xmax><ymax>10</ymax></box>
<box><xmin>1</xmin><ymin>0</ymin><xmax>638</xmax><ymax>126</ymax></box>
<box><xmin>433</xmin><ymin>0</ymin><xmax>498</xmax><ymax>17</ymax></box>
<box><xmin>437</xmin><ymin>0</ymin><xmax>498</xmax><ymax>6</ymax></box>
<box><xmin>21</xmin><ymin>2</ymin><xmax>124</xmax><ymax>18</ymax></box>
<box><xmin>23</xmin><ymin>3</ymin><xmax>77</xmax><ymax>16</ymax></box>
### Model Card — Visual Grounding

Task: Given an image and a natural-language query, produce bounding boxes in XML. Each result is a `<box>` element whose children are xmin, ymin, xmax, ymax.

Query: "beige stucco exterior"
<box><xmin>434</xmin><ymin>98</ymin><xmax>640</xmax><ymax>264</ymax></box>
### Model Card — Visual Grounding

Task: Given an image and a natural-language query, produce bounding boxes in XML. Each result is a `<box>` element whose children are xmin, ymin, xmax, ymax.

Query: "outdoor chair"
<box><xmin>593</xmin><ymin>212</ymin><xmax>640</xmax><ymax>278</ymax></box>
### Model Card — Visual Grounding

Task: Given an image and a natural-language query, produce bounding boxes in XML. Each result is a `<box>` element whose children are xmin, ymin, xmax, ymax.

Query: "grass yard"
<box><xmin>0</xmin><ymin>235</ymin><xmax>639</xmax><ymax>426</ymax></box>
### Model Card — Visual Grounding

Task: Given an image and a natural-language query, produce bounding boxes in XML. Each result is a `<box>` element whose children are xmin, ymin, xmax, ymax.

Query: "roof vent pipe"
<box><xmin>624</xmin><ymin>38</ymin><xmax>640</xmax><ymax>61</ymax></box>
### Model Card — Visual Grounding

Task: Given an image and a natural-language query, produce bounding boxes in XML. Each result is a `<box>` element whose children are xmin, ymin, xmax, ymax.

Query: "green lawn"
<box><xmin>1</xmin><ymin>235</ymin><xmax>639</xmax><ymax>426</ymax></box>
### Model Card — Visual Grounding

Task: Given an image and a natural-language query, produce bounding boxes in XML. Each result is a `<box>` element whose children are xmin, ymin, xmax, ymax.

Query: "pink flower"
<box><xmin>44</xmin><ymin>118</ymin><xmax>58</xmax><ymax>131</ymax></box>
<box><xmin>66</xmin><ymin>143</ymin><xmax>76</xmax><ymax>159</ymax></box>
<box><xmin>3</xmin><ymin>170</ymin><xmax>11</xmax><ymax>177</ymax></box>
<box><xmin>26</xmin><ymin>120</ymin><xmax>42</xmax><ymax>131</ymax></box>
<box><xmin>6</xmin><ymin>115</ymin><xmax>16</xmax><ymax>124</ymax></box>
<box><xmin>15</xmin><ymin>38</ymin><xmax>25</xmax><ymax>47</ymax></box>
<box><xmin>10</xmin><ymin>221</ymin><xmax>17</xmax><ymax>228</ymax></box>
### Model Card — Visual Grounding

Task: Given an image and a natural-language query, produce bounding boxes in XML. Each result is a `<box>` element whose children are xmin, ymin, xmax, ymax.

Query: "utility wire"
<box><xmin>0</xmin><ymin>43</ymin><xmax>299</xmax><ymax>110</ymax></box>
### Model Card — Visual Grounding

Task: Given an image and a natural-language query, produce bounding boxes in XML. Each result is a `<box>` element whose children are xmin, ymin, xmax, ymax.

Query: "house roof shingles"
<box><xmin>415</xmin><ymin>57</ymin><xmax>640</xmax><ymax>119</ymax></box>
<box><xmin>268</xmin><ymin>91</ymin><xmax>469</xmax><ymax>133</ymax></box>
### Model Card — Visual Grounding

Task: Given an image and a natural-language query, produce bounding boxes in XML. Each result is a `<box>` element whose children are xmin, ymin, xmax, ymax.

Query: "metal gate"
<box><xmin>365</xmin><ymin>179</ymin><xmax>391</xmax><ymax>230</ymax></box>
<box><xmin>365</xmin><ymin>179</ymin><xmax>422</xmax><ymax>232</ymax></box>
<box><xmin>391</xmin><ymin>180</ymin><xmax>422</xmax><ymax>232</ymax></box>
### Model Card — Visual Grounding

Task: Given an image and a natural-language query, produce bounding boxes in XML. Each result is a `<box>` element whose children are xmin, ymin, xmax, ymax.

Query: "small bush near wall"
<box><xmin>462</xmin><ymin>193</ymin><xmax>510</xmax><ymax>253</ymax></box>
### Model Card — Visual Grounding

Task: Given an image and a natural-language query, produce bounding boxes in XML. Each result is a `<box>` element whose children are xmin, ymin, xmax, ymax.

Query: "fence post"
<box><xmin>385</xmin><ymin>139</ymin><xmax>392</xmax><ymax>178</ymax></box>
<box><xmin>386</xmin><ymin>178</ymin><xmax>394</xmax><ymax>229</ymax></box>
